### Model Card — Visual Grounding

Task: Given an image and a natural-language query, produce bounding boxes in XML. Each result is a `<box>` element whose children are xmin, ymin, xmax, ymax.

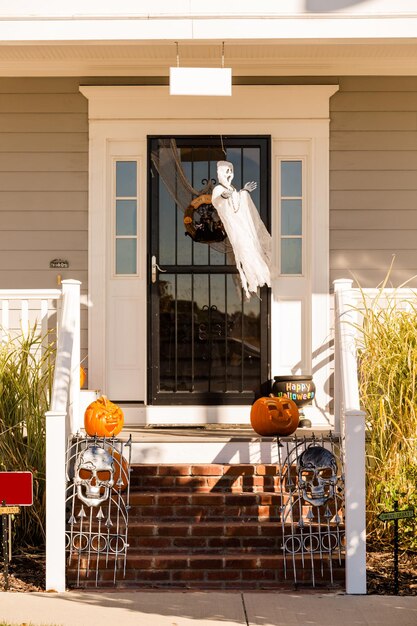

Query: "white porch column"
<box><xmin>333</xmin><ymin>279</ymin><xmax>367</xmax><ymax>594</ymax></box>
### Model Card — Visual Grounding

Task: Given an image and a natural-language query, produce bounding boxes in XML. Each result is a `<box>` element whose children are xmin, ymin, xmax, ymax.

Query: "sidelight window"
<box><xmin>280</xmin><ymin>160</ymin><xmax>303</xmax><ymax>275</ymax></box>
<box><xmin>114</xmin><ymin>160</ymin><xmax>138</xmax><ymax>275</ymax></box>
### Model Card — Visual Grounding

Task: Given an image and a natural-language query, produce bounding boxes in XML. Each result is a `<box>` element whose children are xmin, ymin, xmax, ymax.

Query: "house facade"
<box><xmin>1</xmin><ymin>2</ymin><xmax>417</xmax><ymax>428</ymax></box>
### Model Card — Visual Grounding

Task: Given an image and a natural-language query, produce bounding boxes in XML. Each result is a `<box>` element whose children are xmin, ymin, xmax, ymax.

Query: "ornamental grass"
<box><xmin>0</xmin><ymin>327</ymin><xmax>55</xmax><ymax>549</ymax></box>
<box><xmin>354</xmin><ymin>277</ymin><xmax>417</xmax><ymax>551</ymax></box>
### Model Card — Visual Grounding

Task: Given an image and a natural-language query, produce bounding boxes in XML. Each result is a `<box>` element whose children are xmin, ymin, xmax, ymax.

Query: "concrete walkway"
<box><xmin>1</xmin><ymin>591</ymin><xmax>416</xmax><ymax>626</ymax></box>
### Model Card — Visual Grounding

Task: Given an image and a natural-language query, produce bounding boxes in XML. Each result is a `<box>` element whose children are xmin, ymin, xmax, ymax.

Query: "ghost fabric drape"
<box><xmin>212</xmin><ymin>161</ymin><xmax>272</xmax><ymax>299</ymax></box>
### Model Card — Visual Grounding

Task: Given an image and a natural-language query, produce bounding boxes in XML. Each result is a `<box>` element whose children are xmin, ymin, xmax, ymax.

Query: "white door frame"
<box><xmin>80</xmin><ymin>85</ymin><xmax>338</xmax><ymax>426</ymax></box>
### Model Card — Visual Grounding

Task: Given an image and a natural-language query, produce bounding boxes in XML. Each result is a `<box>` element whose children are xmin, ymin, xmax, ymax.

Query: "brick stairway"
<box><xmin>68</xmin><ymin>463</ymin><xmax>345</xmax><ymax>590</ymax></box>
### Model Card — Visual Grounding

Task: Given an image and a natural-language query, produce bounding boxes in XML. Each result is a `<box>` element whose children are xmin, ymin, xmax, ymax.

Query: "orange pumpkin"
<box><xmin>80</xmin><ymin>365</ymin><xmax>86</xmax><ymax>389</ymax></box>
<box><xmin>108</xmin><ymin>449</ymin><xmax>129</xmax><ymax>492</ymax></box>
<box><xmin>84</xmin><ymin>395</ymin><xmax>124</xmax><ymax>437</ymax></box>
<box><xmin>250</xmin><ymin>396</ymin><xmax>299</xmax><ymax>436</ymax></box>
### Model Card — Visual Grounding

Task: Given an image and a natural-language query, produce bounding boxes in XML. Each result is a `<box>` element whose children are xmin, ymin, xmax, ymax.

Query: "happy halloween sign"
<box><xmin>275</xmin><ymin>382</ymin><xmax>315</xmax><ymax>403</ymax></box>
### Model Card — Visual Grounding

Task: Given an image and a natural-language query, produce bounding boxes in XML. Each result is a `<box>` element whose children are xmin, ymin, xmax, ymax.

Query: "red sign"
<box><xmin>0</xmin><ymin>472</ymin><xmax>33</xmax><ymax>506</ymax></box>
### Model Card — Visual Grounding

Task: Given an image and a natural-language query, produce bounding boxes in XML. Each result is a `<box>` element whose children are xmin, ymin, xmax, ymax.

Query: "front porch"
<box><xmin>0</xmin><ymin>277</ymin><xmax>367</xmax><ymax>593</ymax></box>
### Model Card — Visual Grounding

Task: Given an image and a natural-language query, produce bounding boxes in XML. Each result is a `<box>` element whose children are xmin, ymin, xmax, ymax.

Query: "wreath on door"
<box><xmin>151</xmin><ymin>139</ymin><xmax>230</xmax><ymax>251</ymax></box>
<box><xmin>184</xmin><ymin>194</ymin><xmax>227</xmax><ymax>243</ymax></box>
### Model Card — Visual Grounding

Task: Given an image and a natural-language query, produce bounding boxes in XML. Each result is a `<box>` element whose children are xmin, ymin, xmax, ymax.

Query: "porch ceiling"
<box><xmin>1</xmin><ymin>41</ymin><xmax>417</xmax><ymax>76</ymax></box>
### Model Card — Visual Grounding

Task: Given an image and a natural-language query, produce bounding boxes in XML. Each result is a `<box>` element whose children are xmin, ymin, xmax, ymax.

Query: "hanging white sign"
<box><xmin>169</xmin><ymin>67</ymin><xmax>232</xmax><ymax>96</ymax></box>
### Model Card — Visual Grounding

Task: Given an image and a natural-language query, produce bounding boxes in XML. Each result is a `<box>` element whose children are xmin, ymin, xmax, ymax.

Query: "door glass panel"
<box><xmin>191</xmin><ymin>155</ymin><xmax>209</xmax><ymax>266</ymax></box>
<box><xmin>159</xmin><ymin>274</ymin><xmax>176</xmax><ymax>391</ymax></box>
<box><xmin>281</xmin><ymin>199</ymin><xmax>302</xmax><ymax>236</ymax></box>
<box><xmin>176</xmin><ymin>203</ymin><xmax>192</xmax><ymax>266</ymax></box>
<box><xmin>209</xmin><ymin>274</ymin><xmax>227</xmax><ymax>393</ymax></box>
<box><xmin>116</xmin><ymin>161</ymin><xmax>137</xmax><ymax>197</ymax></box>
<box><xmin>227</xmin><ymin>147</ymin><xmax>242</xmax><ymax>190</ymax></box>
<box><xmin>281</xmin><ymin>238</ymin><xmax>302</xmax><ymax>275</ymax></box>
<box><xmin>226</xmin><ymin>274</ymin><xmax>244</xmax><ymax>392</ymax></box>
<box><xmin>243</xmin><ymin>291</ymin><xmax>261</xmax><ymax>391</ymax></box>
<box><xmin>159</xmin><ymin>180</ymin><xmax>176</xmax><ymax>266</ymax></box>
<box><xmin>281</xmin><ymin>161</ymin><xmax>302</xmax><ymax>197</ymax></box>
<box><xmin>243</xmin><ymin>147</ymin><xmax>261</xmax><ymax>209</ymax></box>
<box><xmin>116</xmin><ymin>200</ymin><xmax>137</xmax><ymax>236</ymax></box>
<box><xmin>116</xmin><ymin>239</ymin><xmax>137</xmax><ymax>274</ymax></box>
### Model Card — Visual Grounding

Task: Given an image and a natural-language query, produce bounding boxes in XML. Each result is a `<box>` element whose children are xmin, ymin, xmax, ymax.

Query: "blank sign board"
<box><xmin>170</xmin><ymin>67</ymin><xmax>232</xmax><ymax>96</ymax></box>
<box><xmin>0</xmin><ymin>471</ymin><xmax>33</xmax><ymax>506</ymax></box>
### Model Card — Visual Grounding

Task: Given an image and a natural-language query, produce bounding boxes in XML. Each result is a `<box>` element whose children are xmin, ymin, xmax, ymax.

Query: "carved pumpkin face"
<box><xmin>250</xmin><ymin>396</ymin><xmax>299</xmax><ymax>437</ymax></box>
<box><xmin>84</xmin><ymin>395</ymin><xmax>124</xmax><ymax>437</ymax></box>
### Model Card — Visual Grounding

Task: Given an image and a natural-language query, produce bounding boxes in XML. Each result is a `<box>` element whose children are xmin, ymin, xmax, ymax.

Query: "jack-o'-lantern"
<box><xmin>250</xmin><ymin>396</ymin><xmax>299</xmax><ymax>436</ymax></box>
<box><xmin>80</xmin><ymin>365</ymin><xmax>86</xmax><ymax>389</ymax></box>
<box><xmin>84</xmin><ymin>395</ymin><xmax>124</xmax><ymax>437</ymax></box>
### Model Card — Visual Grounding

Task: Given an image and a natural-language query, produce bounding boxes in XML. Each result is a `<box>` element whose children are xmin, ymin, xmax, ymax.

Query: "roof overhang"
<box><xmin>1</xmin><ymin>41</ymin><xmax>417</xmax><ymax>77</ymax></box>
<box><xmin>2</xmin><ymin>5</ymin><xmax>417</xmax><ymax>76</ymax></box>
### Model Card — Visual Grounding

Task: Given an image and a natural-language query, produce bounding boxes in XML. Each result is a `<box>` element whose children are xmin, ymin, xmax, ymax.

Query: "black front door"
<box><xmin>148</xmin><ymin>136</ymin><xmax>270</xmax><ymax>405</ymax></box>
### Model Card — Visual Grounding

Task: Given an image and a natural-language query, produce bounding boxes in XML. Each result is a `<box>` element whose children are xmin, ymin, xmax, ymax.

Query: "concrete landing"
<box><xmin>116</xmin><ymin>425</ymin><xmax>334</xmax><ymax>464</ymax></box>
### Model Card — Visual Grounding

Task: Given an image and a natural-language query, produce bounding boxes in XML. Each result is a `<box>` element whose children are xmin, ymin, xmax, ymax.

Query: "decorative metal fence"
<box><xmin>277</xmin><ymin>432</ymin><xmax>345</xmax><ymax>586</ymax></box>
<box><xmin>65</xmin><ymin>434</ymin><xmax>132</xmax><ymax>586</ymax></box>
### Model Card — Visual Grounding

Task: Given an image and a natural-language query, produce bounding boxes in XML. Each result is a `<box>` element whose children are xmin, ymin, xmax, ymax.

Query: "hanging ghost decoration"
<box><xmin>211</xmin><ymin>161</ymin><xmax>272</xmax><ymax>299</ymax></box>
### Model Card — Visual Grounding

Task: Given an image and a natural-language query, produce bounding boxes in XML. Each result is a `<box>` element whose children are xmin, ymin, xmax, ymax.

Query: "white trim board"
<box><xmin>81</xmin><ymin>85</ymin><xmax>338</xmax><ymax>428</ymax></box>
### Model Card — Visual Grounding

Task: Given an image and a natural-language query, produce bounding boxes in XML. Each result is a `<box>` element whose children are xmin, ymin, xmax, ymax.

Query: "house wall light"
<box><xmin>169</xmin><ymin>42</ymin><xmax>232</xmax><ymax>97</ymax></box>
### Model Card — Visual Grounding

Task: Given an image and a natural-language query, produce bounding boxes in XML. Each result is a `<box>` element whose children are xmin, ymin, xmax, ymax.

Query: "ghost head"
<box><xmin>217</xmin><ymin>161</ymin><xmax>234</xmax><ymax>189</ymax></box>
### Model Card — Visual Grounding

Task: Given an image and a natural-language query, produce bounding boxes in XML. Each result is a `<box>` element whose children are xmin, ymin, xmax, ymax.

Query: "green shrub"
<box><xmin>355</xmin><ymin>288</ymin><xmax>417</xmax><ymax>551</ymax></box>
<box><xmin>0</xmin><ymin>327</ymin><xmax>55</xmax><ymax>548</ymax></box>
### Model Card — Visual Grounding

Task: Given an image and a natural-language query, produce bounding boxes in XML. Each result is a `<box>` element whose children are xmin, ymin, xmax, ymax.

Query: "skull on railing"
<box><xmin>74</xmin><ymin>445</ymin><xmax>115</xmax><ymax>508</ymax></box>
<box><xmin>297</xmin><ymin>445</ymin><xmax>338</xmax><ymax>507</ymax></box>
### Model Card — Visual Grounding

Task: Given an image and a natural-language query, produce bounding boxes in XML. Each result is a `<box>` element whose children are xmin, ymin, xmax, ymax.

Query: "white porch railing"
<box><xmin>0</xmin><ymin>280</ymin><xmax>81</xmax><ymax>593</ymax></box>
<box><xmin>0</xmin><ymin>287</ymin><xmax>60</xmax><ymax>343</ymax></box>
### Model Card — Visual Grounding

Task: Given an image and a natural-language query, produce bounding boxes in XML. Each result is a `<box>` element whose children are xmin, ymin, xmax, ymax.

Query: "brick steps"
<box><xmin>67</xmin><ymin>463</ymin><xmax>345</xmax><ymax>590</ymax></box>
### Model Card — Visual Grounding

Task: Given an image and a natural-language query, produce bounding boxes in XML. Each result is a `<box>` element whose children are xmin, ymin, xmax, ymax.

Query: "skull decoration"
<box><xmin>74</xmin><ymin>445</ymin><xmax>115</xmax><ymax>508</ymax></box>
<box><xmin>297</xmin><ymin>445</ymin><xmax>338</xmax><ymax>507</ymax></box>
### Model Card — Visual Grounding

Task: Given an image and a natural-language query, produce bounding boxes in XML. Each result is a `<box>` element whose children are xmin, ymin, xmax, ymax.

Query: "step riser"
<box><xmin>127</xmin><ymin>537</ymin><xmax>284</xmax><ymax>552</ymax></box>
<box><xmin>68</xmin><ymin>555</ymin><xmax>345</xmax><ymax>590</ymax></box>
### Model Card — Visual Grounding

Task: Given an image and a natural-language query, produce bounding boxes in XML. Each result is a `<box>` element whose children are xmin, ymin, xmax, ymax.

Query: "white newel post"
<box><xmin>334</xmin><ymin>279</ymin><xmax>367</xmax><ymax>594</ymax></box>
<box><xmin>344</xmin><ymin>409</ymin><xmax>367</xmax><ymax>594</ymax></box>
<box><xmin>45</xmin><ymin>410</ymin><xmax>67</xmax><ymax>592</ymax></box>
<box><xmin>46</xmin><ymin>279</ymin><xmax>81</xmax><ymax>592</ymax></box>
